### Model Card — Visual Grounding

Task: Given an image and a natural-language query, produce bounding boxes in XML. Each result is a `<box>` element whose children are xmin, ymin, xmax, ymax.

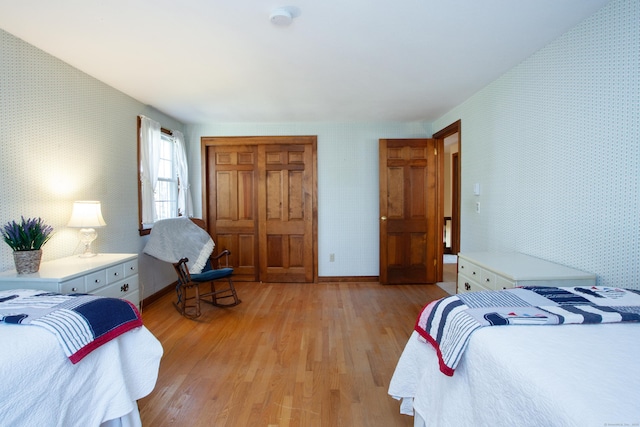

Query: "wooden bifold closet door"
<box><xmin>202</xmin><ymin>136</ymin><xmax>317</xmax><ymax>283</ymax></box>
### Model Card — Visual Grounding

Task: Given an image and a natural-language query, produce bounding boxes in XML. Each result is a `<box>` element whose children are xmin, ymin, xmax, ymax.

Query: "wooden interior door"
<box><xmin>205</xmin><ymin>144</ymin><xmax>258</xmax><ymax>281</ymax></box>
<box><xmin>379</xmin><ymin>139</ymin><xmax>443</xmax><ymax>284</ymax></box>
<box><xmin>259</xmin><ymin>143</ymin><xmax>314</xmax><ymax>282</ymax></box>
<box><xmin>451</xmin><ymin>152</ymin><xmax>460</xmax><ymax>255</ymax></box>
<box><xmin>203</xmin><ymin>136</ymin><xmax>317</xmax><ymax>283</ymax></box>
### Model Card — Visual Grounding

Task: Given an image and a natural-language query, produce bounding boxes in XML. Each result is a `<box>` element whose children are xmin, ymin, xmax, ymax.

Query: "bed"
<box><xmin>0</xmin><ymin>289</ymin><xmax>163</xmax><ymax>427</ymax></box>
<box><xmin>388</xmin><ymin>286</ymin><xmax>640</xmax><ymax>427</ymax></box>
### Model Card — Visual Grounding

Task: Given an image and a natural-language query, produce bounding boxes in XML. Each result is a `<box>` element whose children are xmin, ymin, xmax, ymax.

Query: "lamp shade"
<box><xmin>67</xmin><ymin>201</ymin><xmax>107</xmax><ymax>228</ymax></box>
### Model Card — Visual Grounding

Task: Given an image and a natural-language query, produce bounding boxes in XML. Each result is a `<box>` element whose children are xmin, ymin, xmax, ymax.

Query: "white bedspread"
<box><xmin>0</xmin><ymin>323</ymin><xmax>163</xmax><ymax>427</ymax></box>
<box><xmin>389</xmin><ymin>323</ymin><xmax>640</xmax><ymax>427</ymax></box>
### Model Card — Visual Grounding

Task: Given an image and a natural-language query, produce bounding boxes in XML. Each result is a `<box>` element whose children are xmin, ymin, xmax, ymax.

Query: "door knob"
<box><xmin>380</xmin><ymin>216</ymin><xmax>387</xmax><ymax>221</ymax></box>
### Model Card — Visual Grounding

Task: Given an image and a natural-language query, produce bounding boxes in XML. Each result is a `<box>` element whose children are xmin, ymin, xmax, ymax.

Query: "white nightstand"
<box><xmin>457</xmin><ymin>252</ymin><xmax>596</xmax><ymax>293</ymax></box>
<box><xmin>0</xmin><ymin>253</ymin><xmax>139</xmax><ymax>306</ymax></box>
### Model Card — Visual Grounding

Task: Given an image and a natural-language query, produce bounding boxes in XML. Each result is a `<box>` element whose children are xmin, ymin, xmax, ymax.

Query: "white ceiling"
<box><xmin>0</xmin><ymin>0</ymin><xmax>610</xmax><ymax>124</ymax></box>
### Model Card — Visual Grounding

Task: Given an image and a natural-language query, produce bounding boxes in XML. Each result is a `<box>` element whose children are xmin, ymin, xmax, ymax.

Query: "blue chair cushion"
<box><xmin>191</xmin><ymin>267</ymin><xmax>234</xmax><ymax>282</ymax></box>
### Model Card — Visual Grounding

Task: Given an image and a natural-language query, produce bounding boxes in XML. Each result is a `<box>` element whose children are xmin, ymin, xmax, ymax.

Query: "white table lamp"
<box><xmin>67</xmin><ymin>201</ymin><xmax>107</xmax><ymax>257</ymax></box>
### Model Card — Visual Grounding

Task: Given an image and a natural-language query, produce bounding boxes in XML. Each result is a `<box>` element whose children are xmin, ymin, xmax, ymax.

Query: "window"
<box><xmin>154</xmin><ymin>133</ymin><xmax>178</xmax><ymax>221</ymax></box>
<box><xmin>137</xmin><ymin>115</ymin><xmax>191</xmax><ymax>235</ymax></box>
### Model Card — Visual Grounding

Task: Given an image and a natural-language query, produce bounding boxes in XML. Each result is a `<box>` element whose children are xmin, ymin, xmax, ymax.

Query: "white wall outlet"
<box><xmin>476</xmin><ymin>202</ymin><xmax>481</xmax><ymax>213</ymax></box>
<box><xmin>329</xmin><ymin>253</ymin><xmax>335</xmax><ymax>262</ymax></box>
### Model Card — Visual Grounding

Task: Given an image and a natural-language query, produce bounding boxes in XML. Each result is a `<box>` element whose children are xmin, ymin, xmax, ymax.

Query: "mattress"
<box><xmin>0</xmin><ymin>322</ymin><xmax>163</xmax><ymax>426</ymax></box>
<box><xmin>389</xmin><ymin>323</ymin><xmax>640</xmax><ymax>427</ymax></box>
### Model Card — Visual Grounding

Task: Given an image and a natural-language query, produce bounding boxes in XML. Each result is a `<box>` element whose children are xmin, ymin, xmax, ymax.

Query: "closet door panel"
<box><xmin>259</xmin><ymin>144</ymin><xmax>313</xmax><ymax>283</ymax></box>
<box><xmin>205</xmin><ymin>145</ymin><xmax>258</xmax><ymax>281</ymax></box>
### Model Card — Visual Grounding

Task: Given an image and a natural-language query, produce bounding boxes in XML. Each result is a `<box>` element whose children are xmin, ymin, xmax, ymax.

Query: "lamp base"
<box><xmin>77</xmin><ymin>228</ymin><xmax>98</xmax><ymax>258</ymax></box>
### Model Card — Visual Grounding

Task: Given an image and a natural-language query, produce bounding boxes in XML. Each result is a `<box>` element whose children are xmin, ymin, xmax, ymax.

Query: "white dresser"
<box><xmin>0</xmin><ymin>253</ymin><xmax>139</xmax><ymax>306</ymax></box>
<box><xmin>457</xmin><ymin>252</ymin><xmax>596</xmax><ymax>293</ymax></box>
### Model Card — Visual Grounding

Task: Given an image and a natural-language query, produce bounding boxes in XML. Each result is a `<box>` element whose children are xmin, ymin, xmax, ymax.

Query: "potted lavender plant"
<box><xmin>1</xmin><ymin>216</ymin><xmax>54</xmax><ymax>274</ymax></box>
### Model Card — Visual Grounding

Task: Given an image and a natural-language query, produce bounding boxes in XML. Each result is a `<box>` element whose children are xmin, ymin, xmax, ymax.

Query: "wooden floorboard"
<box><xmin>138</xmin><ymin>281</ymin><xmax>448</xmax><ymax>427</ymax></box>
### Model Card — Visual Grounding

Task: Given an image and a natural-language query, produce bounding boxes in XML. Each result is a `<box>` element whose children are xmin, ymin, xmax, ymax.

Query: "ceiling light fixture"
<box><xmin>269</xmin><ymin>6</ymin><xmax>300</xmax><ymax>26</ymax></box>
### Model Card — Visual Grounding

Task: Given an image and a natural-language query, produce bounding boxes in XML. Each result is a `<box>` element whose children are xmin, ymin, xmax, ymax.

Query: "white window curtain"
<box><xmin>139</xmin><ymin>115</ymin><xmax>161</xmax><ymax>225</ymax></box>
<box><xmin>173</xmin><ymin>130</ymin><xmax>193</xmax><ymax>218</ymax></box>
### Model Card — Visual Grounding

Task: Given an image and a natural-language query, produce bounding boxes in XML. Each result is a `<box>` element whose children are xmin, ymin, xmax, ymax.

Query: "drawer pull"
<box><xmin>464</xmin><ymin>282</ymin><xmax>471</xmax><ymax>291</ymax></box>
<box><xmin>485</xmin><ymin>278</ymin><xmax>491</xmax><ymax>282</ymax></box>
<box><xmin>113</xmin><ymin>272</ymin><xmax>120</xmax><ymax>277</ymax></box>
<box><xmin>72</xmin><ymin>287</ymin><xmax>78</xmax><ymax>292</ymax></box>
<box><xmin>94</xmin><ymin>279</ymin><xmax>100</xmax><ymax>283</ymax></box>
<box><xmin>121</xmin><ymin>283</ymin><xmax>129</xmax><ymax>292</ymax></box>
<box><xmin>472</xmin><ymin>271</ymin><xmax>476</xmax><ymax>275</ymax></box>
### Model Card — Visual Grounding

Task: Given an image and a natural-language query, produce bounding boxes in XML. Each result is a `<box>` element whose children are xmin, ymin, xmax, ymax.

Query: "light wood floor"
<box><xmin>138</xmin><ymin>281</ymin><xmax>448</xmax><ymax>427</ymax></box>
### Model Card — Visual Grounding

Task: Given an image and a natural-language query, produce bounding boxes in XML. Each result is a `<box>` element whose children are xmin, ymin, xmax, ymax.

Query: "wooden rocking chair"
<box><xmin>172</xmin><ymin>250</ymin><xmax>241</xmax><ymax>319</ymax></box>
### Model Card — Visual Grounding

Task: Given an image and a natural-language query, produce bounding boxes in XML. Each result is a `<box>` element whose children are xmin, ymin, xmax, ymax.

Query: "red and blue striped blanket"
<box><xmin>416</xmin><ymin>286</ymin><xmax>640</xmax><ymax>376</ymax></box>
<box><xmin>0</xmin><ymin>289</ymin><xmax>142</xmax><ymax>363</ymax></box>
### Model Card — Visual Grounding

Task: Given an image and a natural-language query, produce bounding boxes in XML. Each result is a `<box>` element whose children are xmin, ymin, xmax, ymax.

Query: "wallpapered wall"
<box><xmin>433</xmin><ymin>0</ymin><xmax>639</xmax><ymax>287</ymax></box>
<box><xmin>0</xmin><ymin>28</ymin><xmax>183</xmax><ymax>298</ymax></box>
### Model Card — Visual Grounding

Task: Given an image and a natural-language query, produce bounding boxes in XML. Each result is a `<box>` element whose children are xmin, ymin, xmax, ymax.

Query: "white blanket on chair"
<box><xmin>143</xmin><ymin>217</ymin><xmax>214</xmax><ymax>273</ymax></box>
